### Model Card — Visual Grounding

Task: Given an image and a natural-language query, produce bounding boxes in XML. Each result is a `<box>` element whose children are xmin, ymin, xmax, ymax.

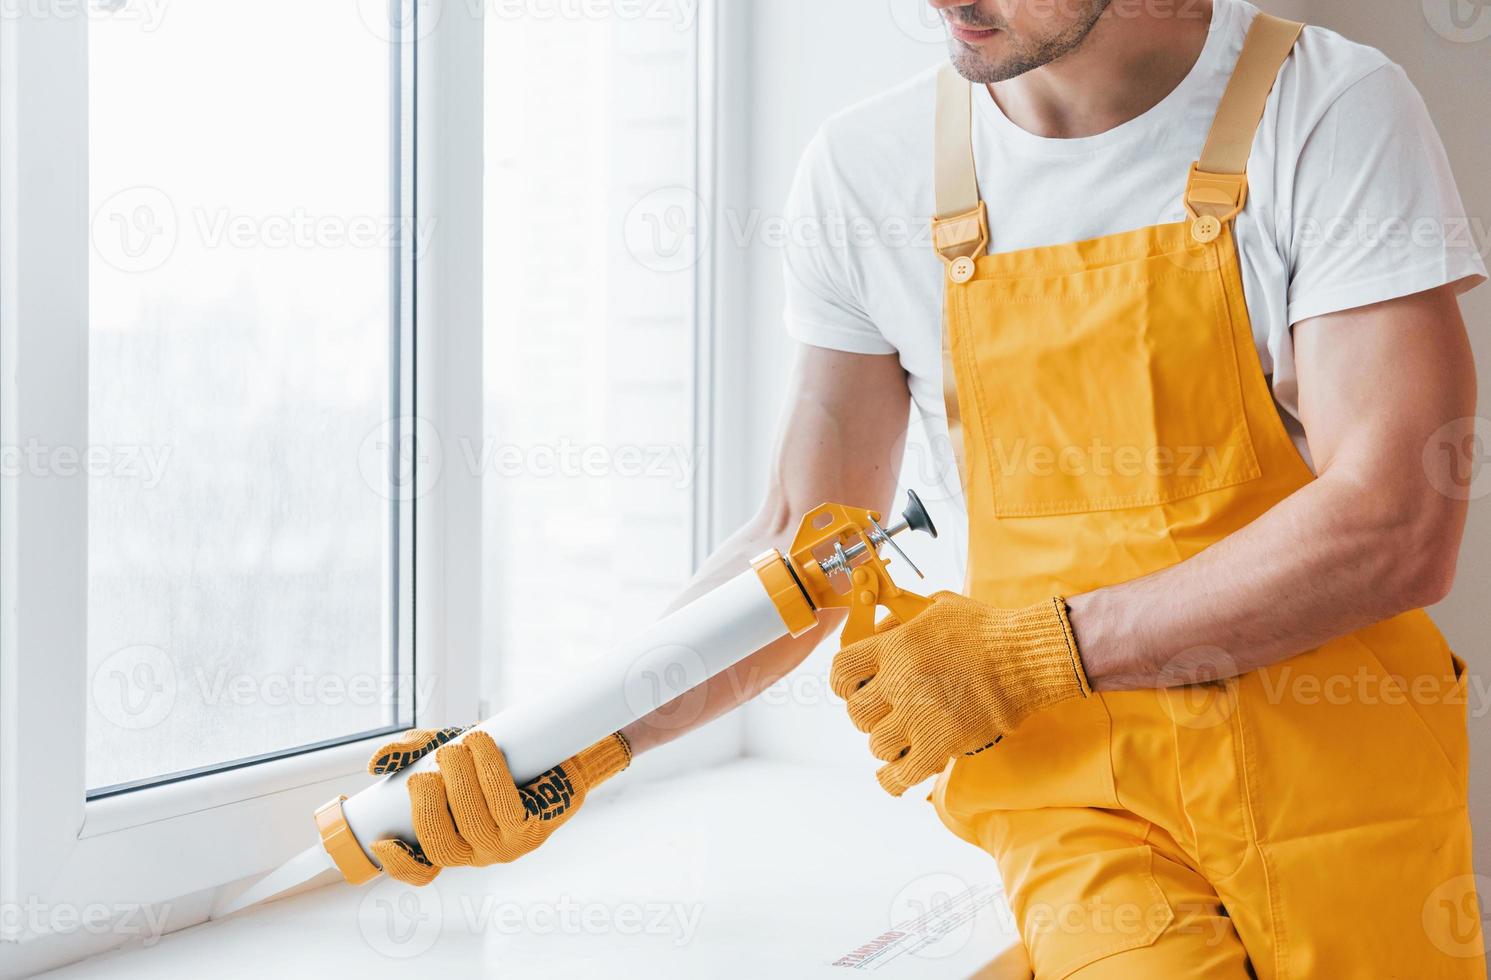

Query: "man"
<box><xmin>367</xmin><ymin>0</ymin><xmax>1485</xmax><ymax>975</ymax></box>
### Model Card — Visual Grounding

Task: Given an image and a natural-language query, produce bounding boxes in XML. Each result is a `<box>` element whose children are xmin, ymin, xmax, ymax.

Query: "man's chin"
<box><xmin>947</xmin><ymin>44</ymin><xmax>1025</xmax><ymax>85</ymax></box>
<box><xmin>954</xmin><ymin>45</ymin><xmax>1013</xmax><ymax>84</ymax></box>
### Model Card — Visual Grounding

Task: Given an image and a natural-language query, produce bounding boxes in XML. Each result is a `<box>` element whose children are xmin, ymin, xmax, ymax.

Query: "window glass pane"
<box><xmin>483</xmin><ymin>9</ymin><xmax>702</xmax><ymax>710</ymax></box>
<box><xmin>86</xmin><ymin>4</ymin><xmax>410</xmax><ymax>792</ymax></box>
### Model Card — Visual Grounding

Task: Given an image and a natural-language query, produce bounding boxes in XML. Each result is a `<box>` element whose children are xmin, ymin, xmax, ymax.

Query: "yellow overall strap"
<box><xmin>933</xmin><ymin>62</ymin><xmax>987</xmax><ymax>266</ymax></box>
<box><xmin>931</xmin><ymin>62</ymin><xmax>984</xmax><ymax>490</ymax></box>
<box><xmin>1185</xmin><ymin>13</ymin><xmax>1304</xmax><ymax>240</ymax></box>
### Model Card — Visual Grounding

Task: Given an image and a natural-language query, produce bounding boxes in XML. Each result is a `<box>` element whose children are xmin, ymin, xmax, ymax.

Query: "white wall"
<box><xmin>728</xmin><ymin>0</ymin><xmax>1490</xmax><ymax>877</ymax></box>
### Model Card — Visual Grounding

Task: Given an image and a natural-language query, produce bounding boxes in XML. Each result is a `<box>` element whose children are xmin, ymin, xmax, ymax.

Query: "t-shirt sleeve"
<box><xmin>1285</xmin><ymin>62</ymin><xmax>1487</xmax><ymax>327</ymax></box>
<box><xmin>781</xmin><ymin>128</ymin><xmax>897</xmax><ymax>355</ymax></box>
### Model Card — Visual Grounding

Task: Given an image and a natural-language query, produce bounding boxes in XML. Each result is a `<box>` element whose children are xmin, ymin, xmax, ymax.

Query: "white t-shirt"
<box><xmin>783</xmin><ymin>0</ymin><xmax>1485</xmax><ymax>479</ymax></box>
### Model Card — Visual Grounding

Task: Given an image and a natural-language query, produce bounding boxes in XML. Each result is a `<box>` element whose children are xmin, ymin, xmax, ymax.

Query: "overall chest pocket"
<box><xmin>950</xmin><ymin>246</ymin><xmax>1263</xmax><ymax>517</ymax></box>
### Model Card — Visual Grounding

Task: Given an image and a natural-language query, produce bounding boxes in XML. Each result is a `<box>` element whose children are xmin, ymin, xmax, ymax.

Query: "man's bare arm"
<box><xmin>621</xmin><ymin>344</ymin><xmax>911</xmax><ymax>753</ymax></box>
<box><xmin>1067</xmin><ymin>284</ymin><xmax>1477</xmax><ymax>689</ymax></box>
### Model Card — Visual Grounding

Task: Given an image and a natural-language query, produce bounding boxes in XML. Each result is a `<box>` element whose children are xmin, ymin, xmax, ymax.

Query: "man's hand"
<box><xmin>829</xmin><ymin>592</ymin><xmax>1091</xmax><ymax>796</ymax></box>
<box><xmin>365</xmin><ymin>728</ymin><xmax>632</xmax><ymax>886</ymax></box>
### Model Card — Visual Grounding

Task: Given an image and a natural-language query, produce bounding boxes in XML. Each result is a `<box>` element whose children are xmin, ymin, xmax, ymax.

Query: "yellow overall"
<box><xmin>928</xmin><ymin>15</ymin><xmax>1484</xmax><ymax>978</ymax></box>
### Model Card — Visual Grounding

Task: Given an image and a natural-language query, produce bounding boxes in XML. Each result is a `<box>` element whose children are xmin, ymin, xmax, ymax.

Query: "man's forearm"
<box><xmin>614</xmin><ymin>345</ymin><xmax>912</xmax><ymax>753</ymax></box>
<box><xmin>1068</xmin><ymin>468</ymin><xmax>1462</xmax><ymax>691</ymax></box>
<box><xmin>617</xmin><ymin>510</ymin><xmax>847</xmax><ymax>755</ymax></box>
<box><xmin>1068</xmin><ymin>290</ymin><xmax>1475</xmax><ymax>692</ymax></box>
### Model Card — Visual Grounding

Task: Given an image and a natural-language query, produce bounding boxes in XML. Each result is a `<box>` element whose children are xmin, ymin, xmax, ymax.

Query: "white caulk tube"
<box><xmin>337</xmin><ymin>566</ymin><xmax>797</xmax><ymax>867</ymax></box>
<box><xmin>307</xmin><ymin>543</ymin><xmax>826</xmax><ymax>890</ymax></box>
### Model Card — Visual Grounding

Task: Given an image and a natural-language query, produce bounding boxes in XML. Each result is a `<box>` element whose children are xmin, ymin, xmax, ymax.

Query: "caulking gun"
<box><xmin>213</xmin><ymin>492</ymin><xmax>938</xmax><ymax>916</ymax></box>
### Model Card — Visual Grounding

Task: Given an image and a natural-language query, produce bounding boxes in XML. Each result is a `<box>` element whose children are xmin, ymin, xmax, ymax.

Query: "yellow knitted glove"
<box><xmin>829</xmin><ymin>591</ymin><xmax>1090</xmax><ymax>797</ymax></box>
<box><xmin>365</xmin><ymin>727</ymin><xmax>632</xmax><ymax>886</ymax></box>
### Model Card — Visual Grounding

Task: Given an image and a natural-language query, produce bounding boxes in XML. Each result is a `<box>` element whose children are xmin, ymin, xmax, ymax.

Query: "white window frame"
<box><xmin>0</xmin><ymin>0</ymin><xmax>483</xmax><ymax>939</ymax></box>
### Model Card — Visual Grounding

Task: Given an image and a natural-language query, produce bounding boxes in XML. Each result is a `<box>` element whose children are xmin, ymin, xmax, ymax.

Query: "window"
<box><xmin>0</xmin><ymin>0</ymin><xmax>714</xmax><ymax>952</ymax></box>
<box><xmin>85</xmin><ymin>0</ymin><xmax>414</xmax><ymax>795</ymax></box>
<box><xmin>1</xmin><ymin>2</ymin><xmax>482</xmax><ymax>935</ymax></box>
<box><xmin>482</xmin><ymin>5</ymin><xmax>711</xmax><ymax>712</ymax></box>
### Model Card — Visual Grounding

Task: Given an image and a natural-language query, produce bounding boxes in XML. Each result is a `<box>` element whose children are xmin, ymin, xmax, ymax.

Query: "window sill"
<box><xmin>38</xmin><ymin>759</ymin><xmax>1026</xmax><ymax>979</ymax></box>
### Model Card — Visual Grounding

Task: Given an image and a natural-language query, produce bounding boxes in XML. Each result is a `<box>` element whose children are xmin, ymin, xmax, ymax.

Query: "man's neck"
<box><xmin>988</xmin><ymin>0</ymin><xmax>1214</xmax><ymax>140</ymax></box>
